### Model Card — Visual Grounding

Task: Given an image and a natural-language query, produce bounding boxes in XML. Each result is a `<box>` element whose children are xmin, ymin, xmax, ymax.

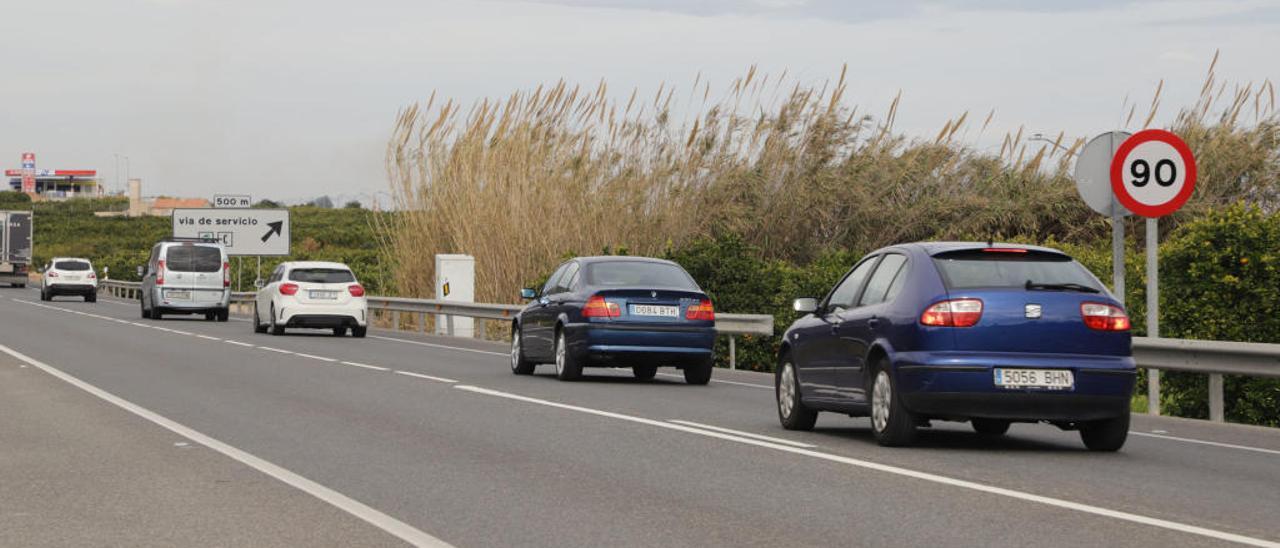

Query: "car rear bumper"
<box><xmin>894</xmin><ymin>351</ymin><xmax>1136</xmax><ymax>421</ymax></box>
<box><xmin>565</xmin><ymin>322</ymin><xmax>715</xmax><ymax>367</ymax></box>
<box><xmin>0</xmin><ymin>273</ymin><xmax>28</xmax><ymax>284</ymax></box>
<box><xmin>280</xmin><ymin>305</ymin><xmax>366</xmax><ymax>327</ymax></box>
<box><xmin>46</xmin><ymin>283</ymin><xmax>97</xmax><ymax>294</ymax></box>
<box><xmin>285</xmin><ymin>314</ymin><xmax>364</xmax><ymax>328</ymax></box>
<box><xmin>154</xmin><ymin>288</ymin><xmax>230</xmax><ymax>310</ymax></box>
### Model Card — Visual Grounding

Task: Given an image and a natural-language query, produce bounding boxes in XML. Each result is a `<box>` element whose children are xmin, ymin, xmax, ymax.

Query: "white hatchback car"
<box><xmin>41</xmin><ymin>257</ymin><xmax>98</xmax><ymax>302</ymax></box>
<box><xmin>253</xmin><ymin>261</ymin><xmax>368</xmax><ymax>337</ymax></box>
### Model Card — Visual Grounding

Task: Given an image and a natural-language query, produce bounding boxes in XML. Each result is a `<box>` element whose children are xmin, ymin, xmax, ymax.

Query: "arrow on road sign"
<box><xmin>261</xmin><ymin>221</ymin><xmax>283</xmax><ymax>243</ymax></box>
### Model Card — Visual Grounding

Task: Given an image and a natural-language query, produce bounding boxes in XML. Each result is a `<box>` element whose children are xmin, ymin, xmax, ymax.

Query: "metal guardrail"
<box><xmin>101</xmin><ymin>280</ymin><xmax>1279</xmax><ymax>422</ymax></box>
<box><xmin>98</xmin><ymin>280</ymin><xmax>774</xmax><ymax>369</ymax></box>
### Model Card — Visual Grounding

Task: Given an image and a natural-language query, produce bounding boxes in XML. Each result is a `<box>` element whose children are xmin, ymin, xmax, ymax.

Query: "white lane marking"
<box><xmin>197</xmin><ymin>335</ymin><xmax>222</xmax><ymax>341</ymax></box>
<box><xmin>1130</xmin><ymin>431</ymin><xmax>1280</xmax><ymax>457</ymax></box>
<box><xmin>371</xmin><ymin>335</ymin><xmax>507</xmax><ymax>357</ymax></box>
<box><xmin>668</xmin><ymin>420</ymin><xmax>817</xmax><ymax>448</ymax></box>
<box><xmin>394</xmin><ymin>370</ymin><xmax>459</xmax><ymax>384</ymax></box>
<box><xmin>114</xmin><ymin>319</ymin><xmax>131</xmax><ymax>324</ymax></box>
<box><xmin>341</xmin><ymin>361</ymin><xmax>390</xmax><ymax>372</ymax></box>
<box><xmin>0</xmin><ymin>344</ymin><xmax>452</xmax><ymax>548</ymax></box>
<box><xmin>656</xmin><ymin>372</ymin><xmax>772</xmax><ymax>390</ymax></box>
<box><xmin>224</xmin><ymin>340</ymin><xmax>255</xmax><ymax>348</ymax></box>
<box><xmin>131</xmin><ymin>322</ymin><xmax>149</xmax><ymax>327</ymax></box>
<box><xmin>453</xmin><ymin>384</ymin><xmax>1280</xmax><ymax>548</ymax></box>
<box><xmin>294</xmin><ymin>353</ymin><xmax>337</xmax><ymax>363</ymax></box>
<box><xmin>257</xmin><ymin>346</ymin><xmax>294</xmax><ymax>355</ymax></box>
<box><xmin>170</xmin><ymin>330</ymin><xmax>194</xmax><ymax>336</ymax></box>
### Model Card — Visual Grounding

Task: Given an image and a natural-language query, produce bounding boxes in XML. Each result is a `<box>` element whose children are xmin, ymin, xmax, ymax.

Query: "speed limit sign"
<box><xmin>1109</xmin><ymin>129</ymin><xmax>1197</xmax><ymax>218</ymax></box>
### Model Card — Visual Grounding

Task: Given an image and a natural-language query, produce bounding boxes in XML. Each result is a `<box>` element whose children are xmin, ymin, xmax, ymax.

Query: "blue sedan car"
<box><xmin>776</xmin><ymin>242</ymin><xmax>1135</xmax><ymax>451</ymax></box>
<box><xmin>511</xmin><ymin>256</ymin><xmax>717</xmax><ymax>384</ymax></box>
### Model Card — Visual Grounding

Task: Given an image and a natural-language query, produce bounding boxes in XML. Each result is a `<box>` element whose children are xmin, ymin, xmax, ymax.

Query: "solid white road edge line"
<box><xmin>394</xmin><ymin>370</ymin><xmax>459</xmax><ymax>384</ymax></box>
<box><xmin>1130</xmin><ymin>431</ymin><xmax>1280</xmax><ymax>457</ymax></box>
<box><xmin>655</xmin><ymin>371</ymin><xmax>772</xmax><ymax>389</ymax></box>
<box><xmin>668</xmin><ymin>420</ymin><xmax>817</xmax><ymax>448</ymax></box>
<box><xmin>341</xmin><ymin>361</ymin><xmax>390</xmax><ymax>372</ymax></box>
<box><xmin>224</xmin><ymin>340</ymin><xmax>255</xmax><ymax>347</ymax></box>
<box><xmin>451</xmin><ymin>384</ymin><xmax>1279</xmax><ymax>548</ymax></box>
<box><xmin>0</xmin><ymin>343</ymin><xmax>452</xmax><ymax>548</ymax></box>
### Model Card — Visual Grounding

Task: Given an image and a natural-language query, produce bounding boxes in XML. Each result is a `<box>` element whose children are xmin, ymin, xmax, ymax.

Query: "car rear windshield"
<box><xmin>585</xmin><ymin>261</ymin><xmax>697</xmax><ymax>289</ymax></box>
<box><xmin>289</xmin><ymin>268</ymin><xmax>355</xmax><ymax>283</ymax></box>
<box><xmin>932</xmin><ymin>249</ymin><xmax>1101</xmax><ymax>291</ymax></box>
<box><xmin>54</xmin><ymin>261</ymin><xmax>91</xmax><ymax>271</ymax></box>
<box><xmin>165</xmin><ymin>245</ymin><xmax>222</xmax><ymax>273</ymax></box>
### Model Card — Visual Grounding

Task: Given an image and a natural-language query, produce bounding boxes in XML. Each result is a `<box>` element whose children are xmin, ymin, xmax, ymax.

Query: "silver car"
<box><xmin>140</xmin><ymin>238</ymin><xmax>231</xmax><ymax>321</ymax></box>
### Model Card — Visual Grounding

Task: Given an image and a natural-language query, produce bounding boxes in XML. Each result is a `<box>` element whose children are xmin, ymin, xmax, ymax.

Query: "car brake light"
<box><xmin>920</xmin><ymin>299</ymin><xmax>983</xmax><ymax>327</ymax></box>
<box><xmin>348</xmin><ymin>284</ymin><xmax>365</xmax><ymax>297</ymax></box>
<box><xmin>583</xmin><ymin>295</ymin><xmax>620</xmax><ymax>318</ymax></box>
<box><xmin>223</xmin><ymin>261</ymin><xmax>231</xmax><ymax>287</ymax></box>
<box><xmin>685</xmin><ymin>299</ymin><xmax>715</xmax><ymax>321</ymax></box>
<box><xmin>88</xmin><ymin>272</ymin><xmax>96</xmax><ymax>279</ymax></box>
<box><xmin>983</xmin><ymin>248</ymin><xmax>1028</xmax><ymax>253</ymax></box>
<box><xmin>1081</xmin><ymin>302</ymin><xmax>1130</xmax><ymax>331</ymax></box>
<box><xmin>279</xmin><ymin>283</ymin><xmax>299</xmax><ymax>296</ymax></box>
<box><xmin>156</xmin><ymin>260</ymin><xmax>165</xmax><ymax>285</ymax></box>
<box><xmin>47</xmin><ymin>271</ymin><xmax>59</xmax><ymax>277</ymax></box>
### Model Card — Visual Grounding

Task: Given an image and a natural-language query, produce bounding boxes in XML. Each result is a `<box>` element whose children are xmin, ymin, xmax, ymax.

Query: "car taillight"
<box><xmin>47</xmin><ymin>271</ymin><xmax>59</xmax><ymax>277</ymax></box>
<box><xmin>279</xmin><ymin>283</ymin><xmax>299</xmax><ymax>296</ymax></box>
<box><xmin>1081</xmin><ymin>302</ymin><xmax>1130</xmax><ymax>331</ymax></box>
<box><xmin>582</xmin><ymin>295</ymin><xmax>620</xmax><ymax>318</ymax></box>
<box><xmin>348</xmin><ymin>284</ymin><xmax>365</xmax><ymax>297</ymax></box>
<box><xmin>88</xmin><ymin>272</ymin><xmax>96</xmax><ymax>279</ymax></box>
<box><xmin>156</xmin><ymin>260</ymin><xmax>166</xmax><ymax>285</ymax></box>
<box><xmin>223</xmin><ymin>261</ymin><xmax>231</xmax><ymax>287</ymax></box>
<box><xmin>920</xmin><ymin>299</ymin><xmax>984</xmax><ymax>327</ymax></box>
<box><xmin>685</xmin><ymin>299</ymin><xmax>715</xmax><ymax>321</ymax></box>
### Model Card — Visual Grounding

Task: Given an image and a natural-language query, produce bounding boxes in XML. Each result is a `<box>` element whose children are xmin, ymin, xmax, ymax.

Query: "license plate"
<box><xmin>309</xmin><ymin>290</ymin><xmax>339</xmax><ymax>300</ymax></box>
<box><xmin>165</xmin><ymin>290</ymin><xmax>192</xmax><ymax>301</ymax></box>
<box><xmin>994</xmin><ymin>368</ymin><xmax>1074</xmax><ymax>390</ymax></box>
<box><xmin>65</xmin><ymin>275</ymin><xmax>81</xmax><ymax>281</ymax></box>
<box><xmin>630</xmin><ymin>304</ymin><xmax>678</xmax><ymax>318</ymax></box>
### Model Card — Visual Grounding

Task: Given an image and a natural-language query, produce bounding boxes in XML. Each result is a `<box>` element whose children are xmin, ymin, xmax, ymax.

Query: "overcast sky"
<box><xmin>2</xmin><ymin>0</ymin><xmax>1277</xmax><ymax>204</ymax></box>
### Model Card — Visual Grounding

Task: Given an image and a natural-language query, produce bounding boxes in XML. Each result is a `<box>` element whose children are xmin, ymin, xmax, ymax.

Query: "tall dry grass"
<box><xmin>381</xmin><ymin>58</ymin><xmax>1278</xmax><ymax>303</ymax></box>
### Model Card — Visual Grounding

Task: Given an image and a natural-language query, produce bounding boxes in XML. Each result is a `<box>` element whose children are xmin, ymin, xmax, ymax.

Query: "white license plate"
<box><xmin>630</xmin><ymin>304</ymin><xmax>678</xmax><ymax>318</ymax></box>
<box><xmin>165</xmin><ymin>290</ymin><xmax>192</xmax><ymax>301</ymax></box>
<box><xmin>309</xmin><ymin>290</ymin><xmax>339</xmax><ymax>300</ymax></box>
<box><xmin>65</xmin><ymin>275</ymin><xmax>81</xmax><ymax>281</ymax></box>
<box><xmin>994</xmin><ymin>368</ymin><xmax>1074</xmax><ymax>390</ymax></box>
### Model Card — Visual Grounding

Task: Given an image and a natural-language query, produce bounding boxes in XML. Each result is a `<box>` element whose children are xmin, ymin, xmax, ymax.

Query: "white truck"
<box><xmin>1</xmin><ymin>210</ymin><xmax>33</xmax><ymax>288</ymax></box>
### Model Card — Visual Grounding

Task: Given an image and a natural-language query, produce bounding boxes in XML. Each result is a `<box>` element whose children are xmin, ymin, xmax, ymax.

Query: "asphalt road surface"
<box><xmin>2</xmin><ymin>287</ymin><xmax>1278</xmax><ymax>547</ymax></box>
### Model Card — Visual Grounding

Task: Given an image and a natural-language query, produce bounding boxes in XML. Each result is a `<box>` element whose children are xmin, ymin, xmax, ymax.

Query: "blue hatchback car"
<box><xmin>775</xmin><ymin>242</ymin><xmax>1136</xmax><ymax>451</ymax></box>
<box><xmin>511</xmin><ymin>256</ymin><xmax>717</xmax><ymax>384</ymax></box>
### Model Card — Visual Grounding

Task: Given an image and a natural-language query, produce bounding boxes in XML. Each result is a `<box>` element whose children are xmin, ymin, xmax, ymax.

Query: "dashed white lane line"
<box><xmin>394</xmin><ymin>370</ymin><xmax>458</xmax><ymax>384</ymax></box>
<box><xmin>169</xmin><ymin>329</ymin><xmax>194</xmax><ymax>336</ymax></box>
<box><xmin>225</xmin><ymin>340</ymin><xmax>255</xmax><ymax>348</ymax></box>
<box><xmin>371</xmin><ymin>335</ymin><xmax>507</xmax><ymax>357</ymax></box>
<box><xmin>257</xmin><ymin>346</ymin><xmax>294</xmax><ymax>355</ymax></box>
<box><xmin>341</xmin><ymin>361</ymin><xmax>390</xmax><ymax>372</ymax></box>
<box><xmin>0</xmin><ymin>343</ymin><xmax>452</xmax><ymax>548</ymax></box>
<box><xmin>295</xmin><ymin>353</ymin><xmax>338</xmax><ymax>363</ymax></box>
<box><xmin>454</xmin><ymin>384</ymin><xmax>1279</xmax><ymax>548</ymax></box>
<box><xmin>668</xmin><ymin>420</ymin><xmax>817</xmax><ymax>448</ymax></box>
<box><xmin>1130</xmin><ymin>431</ymin><xmax>1280</xmax><ymax>457</ymax></box>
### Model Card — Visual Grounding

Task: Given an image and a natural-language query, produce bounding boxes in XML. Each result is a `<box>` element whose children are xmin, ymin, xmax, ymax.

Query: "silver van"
<box><xmin>140</xmin><ymin>238</ymin><xmax>231</xmax><ymax>321</ymax></box>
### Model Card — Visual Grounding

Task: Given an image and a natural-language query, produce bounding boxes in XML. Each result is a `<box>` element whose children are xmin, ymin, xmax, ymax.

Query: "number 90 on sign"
<box><xmin>1110</xmin><ymin>129</ymin><xmax>1197</xmax><ymax>218</ymax></box>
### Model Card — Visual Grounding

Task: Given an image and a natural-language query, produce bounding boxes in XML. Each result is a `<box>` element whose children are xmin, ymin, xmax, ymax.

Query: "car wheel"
<box><xmin>153</xmin><ymin>307</ymin><xmax>164</xmax><ymax>320</ymax></box>
<box><xmin>971</xmin><ymin>419</ymin><xmax>1011</xmax><ymax>437</ymax></box>
<box><xmin>85</xmin><ymin>292</ymin><xmax>97</xmax><ymax>303</ymax></box>
<box><xmin>870</xmin><ymin>362</ymin><xmax>917</xmax><ymax>447</ymax></box>
<box><xmin>776</xmin><ymin>356</ymin><xmax>818</xmax><ymax>431</ymax></box>
<box><xmin>683</xmin><ymin>358</ymin><xmax>712</xmax><ymax>385</ymax></box>
<box><xmin>1080</xmin><ymin>410</ymin><xmax>1129</xmax><ymax>452</ymax></box>
<box><xmin>40</xmin><ymin>289</ymin><xmax>49</xmax><ymax>301</ymax></box>
<box><xmin>351</xmin><ymin>325</ymin><xmax>367</xmax><ymax>338</ymax></box>
<box><xmin>205</xmin><ymin>312</ymin><xmax>216</xmax><ymax>321</ymax></box>
<box><xmin>216</xmin><ymin>308</ymin><xmax>230</xmax><ymax>322</ymax></box>
<box><xmin>270</xmin><ymin>305</ymin><xmax>285</xmax><ymax>336</ymax></box>
<box><xmin>253</xmin><ymin>304</ymin><xmax>268</xmax><ymax>333</ymax></box>
<box><xmin>632</xmin><ymin>365</ymin><xmax>657</xmax><ymax>381</ymax></box>
<box><xmin>140</xmin><ymin>299</ymin><xmax>150</xmax><ymax>319</ymax></box>
<box><xmin>510</xmin><ymin>327</ymin><xmax>535</xmax><ymax>375</ymax></box>
<box><xmin>333</xmin><ymin>326</ymin><xmax>348</xmax><ymax>337</ymax></box>
<box><xmin>553</xmin><ymin>330</ymin><xmax>582</xmax><ymax>381</ymax></box>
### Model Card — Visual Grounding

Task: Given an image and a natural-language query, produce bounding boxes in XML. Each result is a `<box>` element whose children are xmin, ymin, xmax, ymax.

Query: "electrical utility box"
<box><xmin>435</xmin><ymin>254</ymin><xmax>476</xmax><ymax>337</ymax></box>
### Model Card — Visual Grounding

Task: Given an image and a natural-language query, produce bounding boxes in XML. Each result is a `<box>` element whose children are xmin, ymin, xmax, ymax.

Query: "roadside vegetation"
<box><xmin>383</xmin><ymin>57</ymin><xmax>1279</xmax><ymax>426</ymax></box>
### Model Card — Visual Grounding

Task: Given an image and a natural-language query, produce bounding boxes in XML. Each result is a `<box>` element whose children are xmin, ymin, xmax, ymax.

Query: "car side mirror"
<box><xmin>254</xmin><ymin>278</ymin><xmax>265</xmax><ymax>289</ymax></box>
<box><xmin>520</xmin><ymin>288</ymin><xmax>538</xmax><ymax>300</ymax></box>
<box><xmin>793</xmin><ymin>298</ymin><xmax>818</xmax><ymax>314</ymax></box>
<box><xmin>137</xmin><ymin>265</ymin><xmax>145</xmax><ymax>277</ymax></box>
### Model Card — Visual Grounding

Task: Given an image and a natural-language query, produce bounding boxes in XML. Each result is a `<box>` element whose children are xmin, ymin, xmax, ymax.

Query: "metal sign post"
<box><xmin>1146</xmin><ymin>217</ymin><xmax>1159</xmax><ymax>413</ymax></box>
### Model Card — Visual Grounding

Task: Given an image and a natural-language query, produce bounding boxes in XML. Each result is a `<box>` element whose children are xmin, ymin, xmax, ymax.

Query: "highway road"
<box><xmin>2</xmin><ymin>287</ymin><xmax>1278</xmax><ymax>547</ymax></box>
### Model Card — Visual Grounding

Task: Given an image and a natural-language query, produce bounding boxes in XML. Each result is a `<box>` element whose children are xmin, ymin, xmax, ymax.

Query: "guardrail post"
<box><xmin>391</xmin><ymin>311</ymin><xmax>401</xmax><ymax>331</ymax></box>
<box><xmin>418</xmin><ymin>312</ymin><xmax>427</xmax><ymax>333</ymax></box>
<box><xmin>475</xmin><ymin>319</ymin><xmax>486</xmax><ymax>340</ymax></box>
<box><xmin>1148</xmin><ymin>369</ymin><xmax>1161</xmax><ymax>416</ymax></box>
<box><xmin>447</xmin><ymin>314</ymin><xmax>455</xmax><ymax>337</ymax></box>
<box><xmin>729</xmin><ymin>336</ymin><xmax>736</xmax><ymax>370</ymax></box>
<box><xmin>1208</xmin><ymin>373</ymin><xmax>1224</xmax><ymax>422</ymax></box>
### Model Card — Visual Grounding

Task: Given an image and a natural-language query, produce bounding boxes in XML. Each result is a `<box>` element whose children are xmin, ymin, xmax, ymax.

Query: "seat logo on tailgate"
<box><xmin>1025</xmin><ymin>304</ymin><xmax>1042</xmax><ymax>319</ymax></box>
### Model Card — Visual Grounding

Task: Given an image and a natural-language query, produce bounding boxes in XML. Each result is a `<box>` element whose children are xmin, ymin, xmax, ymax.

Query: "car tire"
<box><xmin>140</xmin><ymin>299</ymin><xmax>150</xmax><ymax>319</ymax></box>
<box><xmin>153</xmin><ymin>307</ymin><xmax>164</xmax><ymax>320</ymax></box>
<box><xmin>253</xmin><ymin>304</ymin><xmax>268</xmax><ymax>334</ymax></box>
<box><xmin>632</xmin><ymin>365</ymin><xmax>657</xmax><ymax>381</ymax></box>
<box><xmin>40</xmin><ymin>289</ymin><xmax>49</xmax><ymax>301</ymax></box>
<box><xmin>216</xmin><ymin>308</ymin><xmax>229</xmax><ymax>322</ymax></box>
<box><xmin>1080</xmin><ymin>410</ymin><xmax>1129</xmax><ymax>452</ymax></box>
<box><xmin>683</xmin><ymin>359</ymin><xmax>712</xmax><ymax>385</ymax></box>
<box><xmin>269</xmin><ymin>305</ymin><xmax>285</xmax><ymax>336</ymax></box>
<box><xmin>205</xmin><ymin>312</ymin><xmax>216</xmax><ymax>321</ymax></box>
<box><xmin>351</xmin><ymin>325</ymin><xmax>367</xmax><ymax>338</ymax></box>
<box><xmin>870</xmin><ymin>360</ymin><xmax>917</xmax><ymax>447</ymax></box>
<box><xmin>333</xmin><ymin>326</ymin><xmax>348</xmax><ymax>337</ymax></box>
<box><xmin>971</xmin><ymin>418</ymin><xmax>1011</xmax><ymax>437</ymax></box>
<box><xmin>776</xmin><ymin>354</ymin><xmax>818</xmax><ymax>431</ymax></box>
<box><xmin>553</xmin><ymin>330</ymin><xmax>582</xmax><ymax>381</ymax></box>
<box><xmin>85</xmin><ymin>292</ymin><xmax>97</xmax><ymax>303</ymax></box>
<box><xmin>510</xmin><ymin>327</ymin><xmax>535</xmax><ymax>375</ymax></box>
